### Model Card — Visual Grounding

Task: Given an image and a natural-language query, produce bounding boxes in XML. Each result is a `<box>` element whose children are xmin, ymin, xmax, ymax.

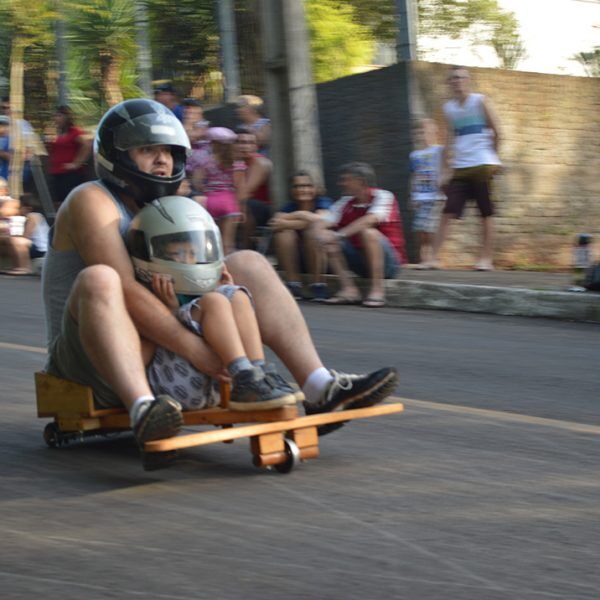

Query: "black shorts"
<box><xmin>443</xmin><ymin>165</ymin><xmax>498</xmax><ymax>219</ymax></box>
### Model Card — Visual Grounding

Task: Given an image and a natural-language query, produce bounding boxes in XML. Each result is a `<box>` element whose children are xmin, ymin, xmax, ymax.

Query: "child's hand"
<box><xmin>220</xmin><ymin>264</ymin><xmax>234</xmax><ymax>285</ymax></box>
<box><xmin>152</xmin><ymin>273</ymin><xmax>179</xmax><ymax>312</ymax></box>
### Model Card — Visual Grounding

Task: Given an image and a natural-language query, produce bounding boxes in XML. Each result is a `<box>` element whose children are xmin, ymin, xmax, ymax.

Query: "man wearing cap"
<box><xmin>153</xmin><ymin>83</ymin><xmax>184</xmax><ymax>122</ymax></box>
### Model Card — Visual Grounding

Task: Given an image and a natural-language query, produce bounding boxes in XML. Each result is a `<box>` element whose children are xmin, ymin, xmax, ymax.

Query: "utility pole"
<box><xmin>260</xmin><ymin>0</ymin><xmax>323</xmax><ymax>206</ymax></box>
<box><xmin>134</xmin><ymin>0</ymin><xmax>153</xmax><ymax>97</ymax></box>
<box><xmin>395</xmin><ymin>0</ymin><xmax>423</xmax><ymax>119</ymax></box>
<box><xmin>55</xmin><ymin>16</ymin><xmax>68</xmax><ymax>105</ymax></box>
<box><xmin>217</xmin><ymin>0</ymin><xmax>241</xmax><ymax>103</ymax></box>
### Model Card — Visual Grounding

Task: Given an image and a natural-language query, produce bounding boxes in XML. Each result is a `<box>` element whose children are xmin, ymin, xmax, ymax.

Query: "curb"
<box><xmin>295</xmin><ymin>273</ymin><xmax>600</xmax><ymax>323</ymax></box>
<box><xmin>384</xmin><ymin>280</ymin><xmax>600</xmax><ymax>323</ymax></box>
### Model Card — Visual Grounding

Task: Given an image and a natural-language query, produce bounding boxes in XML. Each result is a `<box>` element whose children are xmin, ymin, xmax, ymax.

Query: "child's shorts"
<box><xmin>146</xmin><ymin>284</ymin><xmax>252</xmax><ymax>410</ymax></box>
<box><xmin>413</xmin><ymin>199</ymin><xmax>441</xmax><ymax>233</ymax></box>
<box><xmin>205</xmin><ymin>190</ymin><xmax>241</xmax><ymax>220</ymax></box>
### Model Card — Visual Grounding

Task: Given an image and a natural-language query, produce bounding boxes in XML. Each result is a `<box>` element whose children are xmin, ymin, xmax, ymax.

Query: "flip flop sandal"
<box><xmin>324</xmin><ymin>294</ymin><xmax>361</xmax><ymax>305</ymax></box>
<box><xmin>362</xmin><ymin>297</ymin><xmax>386</xmax><ymax>308</ymax></box>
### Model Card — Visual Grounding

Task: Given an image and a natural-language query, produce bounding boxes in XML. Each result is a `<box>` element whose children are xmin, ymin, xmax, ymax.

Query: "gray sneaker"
<box><xmin>263</xmin><ymin>363</ymin><xmax>305</xmax><ymax>402</ymax></box>
<box><xmin>229</xmin><ymin>367</ymin><xmax>297</xmax><ymax>411</ymax></box>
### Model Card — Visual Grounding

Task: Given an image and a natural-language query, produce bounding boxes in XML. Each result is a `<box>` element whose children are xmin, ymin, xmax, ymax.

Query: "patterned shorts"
<box><xmin>146</xmin><ymin>284</ymin><xmax>251</xmax><ymax>411</ymax></box>
<box><xmin>413</xmin><ymin>200</ymin><xmax>441</xmax><ymax>233</ymax></box>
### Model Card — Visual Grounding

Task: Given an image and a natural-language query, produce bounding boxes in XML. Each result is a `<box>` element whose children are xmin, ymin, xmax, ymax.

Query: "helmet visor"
<box><xmin>112</xmin><ymin>111</ymin><xmax>190</xmax><ymax>152</ymax></box>
<box><xmin>151</xmin><ymin>230</ymin><xmax>222</xmax><ymax>264</ymax></box>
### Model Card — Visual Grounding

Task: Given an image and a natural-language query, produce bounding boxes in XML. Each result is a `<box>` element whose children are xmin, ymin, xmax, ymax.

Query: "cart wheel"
<box><xmin>274</xmin><ymin>439</ymin><xmax>301</xmax><ymax>474</ymax></box>
<box><xmin>43</xmin><ymin>422</ymin><xmax>60</xmax><ymax>448</ymax></box>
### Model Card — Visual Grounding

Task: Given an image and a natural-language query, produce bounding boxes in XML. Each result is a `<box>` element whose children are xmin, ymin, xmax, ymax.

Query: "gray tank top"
<box><xmin>42</xmin><ymin>181</ymin><xmax>134</xmax><ymax>345</ymax></box>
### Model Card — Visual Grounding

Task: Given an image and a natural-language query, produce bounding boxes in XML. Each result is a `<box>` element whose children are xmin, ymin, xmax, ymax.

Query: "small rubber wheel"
<box><xmin>274</xmin><ymin>438</ymin><xmax>301</xmax><ymax>474</ymax></box>
<box><xmin>43</xmin><ymin>422</ymin><xmax>60</xmax><ymax>448</ymax></box>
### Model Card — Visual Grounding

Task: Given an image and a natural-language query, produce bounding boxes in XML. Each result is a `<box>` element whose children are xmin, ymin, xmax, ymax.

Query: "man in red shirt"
<box><xmin>317</xmin><ymin>162</ymin><xmax>406</xmax><ymax>308</ymax></box>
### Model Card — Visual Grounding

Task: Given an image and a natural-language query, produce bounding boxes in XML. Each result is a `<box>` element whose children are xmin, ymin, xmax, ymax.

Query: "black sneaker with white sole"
<box><xmin>133</xmin><ymin>395</ymin><xmax>183</xmax><ymax>446</ymax></box>
<box><xmin>229</xmin><ymin>367</ymin><xmax>297</xmax><ymax>411</ymax></box>
<box><xmin>304</xmin><ymin>367</ymin><xmax>398</xmax><ymax>435</ymax></box>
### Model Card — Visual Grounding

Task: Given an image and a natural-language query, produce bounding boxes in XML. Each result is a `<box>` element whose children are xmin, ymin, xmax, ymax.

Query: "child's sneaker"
<box><xmin>229</xmin><ymin>367</ymin><xmax>297</xmax><ymax>411</ymax></box>
<box><xmin>304</xmin><ymin>367</ymin><xmax>398</xmax><ymax>435</ymax></box>
<box><xmin>263</xmin><ymin>362</ymin><xmax>305</xmax><ymax>402</ymax></box>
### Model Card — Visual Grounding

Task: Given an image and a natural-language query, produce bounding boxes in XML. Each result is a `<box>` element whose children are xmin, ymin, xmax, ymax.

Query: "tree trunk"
<box><xmin>100</xmin><ymin>53</ymin><xmax>124</xmax><ymax>107</ymax></box>
<box><xmin>8</xmin><ymin>37</ymin><xmax>26</xmax><ymax>202</ymax></box>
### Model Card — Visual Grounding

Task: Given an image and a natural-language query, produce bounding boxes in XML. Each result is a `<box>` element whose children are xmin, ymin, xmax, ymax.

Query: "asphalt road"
<box><xmin>1</xmin><ymin>275</ymin><xmax>599</xmax><ymax>599</ymax></box>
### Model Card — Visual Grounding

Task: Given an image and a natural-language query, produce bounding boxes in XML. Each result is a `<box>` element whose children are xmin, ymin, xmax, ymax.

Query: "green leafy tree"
<box><xmin>572</xmin><ymin>47</ymin><xmax>600</xmax><ymax>77</ymax></box>
<box><xmin>305</xmin><ymin>0</ymin><xmax>375</xmax><ymax>83</ymax></box>
<box><xmin>147</xmin><ymin>0</ymin><xmax>220</xmax><ymax>98</ymax></box>
<box><xmin>347</xmin><ymin>0</ymin><xmax>525</xmax><ymax>69</ymax></box>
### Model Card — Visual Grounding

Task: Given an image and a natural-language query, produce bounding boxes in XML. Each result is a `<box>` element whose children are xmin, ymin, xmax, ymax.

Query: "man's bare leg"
<box><xmin>360</xmin><ymin>228</ymin><xmax>385</xmax><ymax>301</ymax></box>
<box><xmin>274</xmin><ymin>229</ymin><xmax>301</xmax><ymax>283</ymax></box>
<box><xmin>476</xmin><ymin>216</ymin><xmax>494</xmax><ymax>270</ymax></box>
<box><xmin>304</xmin><ymin>226</ymin><xmax>326</xmax><ymax>284</ymax></box>
<box><xmin>68</xmin><ymin>265</ymin><xmax>153</xmax><ymax>410</ymax></box>
<box><xmin>429</xmin><ymin>212</ymin><xmax>454</xmax><ymax>268</ymax></box>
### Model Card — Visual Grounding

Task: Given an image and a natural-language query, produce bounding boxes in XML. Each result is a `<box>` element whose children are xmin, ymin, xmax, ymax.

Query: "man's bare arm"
<box><xmin>482</xmin><ymin>96</ymin><xmax>501</xmax><ymax>152</ymax></box>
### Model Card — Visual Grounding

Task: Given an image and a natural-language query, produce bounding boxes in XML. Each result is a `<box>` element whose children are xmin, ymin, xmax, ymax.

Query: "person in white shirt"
<box><xmin>429</xmin><ymin>66</ymin><xmax>502</xmax><ymax>271</ymax></box>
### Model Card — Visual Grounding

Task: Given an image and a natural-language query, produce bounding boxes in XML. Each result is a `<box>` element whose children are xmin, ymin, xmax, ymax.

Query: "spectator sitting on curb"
<box><xmin>269</xmin><ymin>170</ymin><xmax>333</xmax><ymax>301</ymax></box>
<box><xmin>315</xmin><ymin>162</ymin><xmax>406</xmax><ymax>308</ymax></box>
<box><xmin>234</xmin><ymin>127</ymin><xmax>273</xmax><ymax>250</ymax></box>
<box><xmin>0</xmin><ymin>178</ymin><xmax>49</xmax><ymax>275</ymax></box>
<box><xmin>409</xmin><ymin>118</ymin><xmax>446</xmax><ymax>269</ymax></box>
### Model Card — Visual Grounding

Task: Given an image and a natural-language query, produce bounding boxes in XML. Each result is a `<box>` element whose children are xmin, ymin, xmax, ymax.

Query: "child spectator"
<box><xmin>409</xmin><ymin>119</ymin><xmax>445</xmax><ymax>268</ymax></box>
<box><xmin>127</xmin><ymin>196</ymin><xmax>298</xmax><ymax>412</ymax></box>
<box><xmin>192</xmin><ymin>127</ymin><xmax>245</xmax><ymax>255</ymax></box>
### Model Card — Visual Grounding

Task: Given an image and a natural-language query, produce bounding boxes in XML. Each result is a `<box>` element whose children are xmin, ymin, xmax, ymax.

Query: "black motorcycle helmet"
<box><xmin>94</xmin><ymin>99</ymin><xmax>190</xmax><ymax>206</ymax></box>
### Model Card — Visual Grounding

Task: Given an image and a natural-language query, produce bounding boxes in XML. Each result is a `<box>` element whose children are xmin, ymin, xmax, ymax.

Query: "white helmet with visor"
<box><xmin>127</xmin><ymin>196</ymin><xmax>224</xmax><ymax>295</ymax></box>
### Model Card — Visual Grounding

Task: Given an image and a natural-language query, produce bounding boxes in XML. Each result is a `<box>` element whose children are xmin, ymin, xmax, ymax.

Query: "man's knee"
<box><xmin>227</xmin><ymin>249</ymin><xmax>272</xmax><ymax>274</ymax></box>
<box><xmin>359</xmin><ymin>227</ymin><xmax>382</xmax><ymax>245</ymax></box>
<box><xmin>74</xmin><ymin>264</ymin><xmax>122</xmax><ymax>301</ymax></box>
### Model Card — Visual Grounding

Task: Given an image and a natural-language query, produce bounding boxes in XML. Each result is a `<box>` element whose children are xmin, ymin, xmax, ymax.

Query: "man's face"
<box><xmin>0</xmin><ymin>124</ymin><xmax>8</xmax><ymax>138</ymax></box>
<box><xmin>235</xmin><ymin>133</ymin><xmax>257</xmax><ymax>158</ymax></box>
<box><xmin>0</xmin><ymin>101</ymin><xmax>10</xmax><ymax>115</ymax></box>
<box><xmin>128</xmin><ymin>145</ymin><xmax>173</xmax><ymax>177</ymax></box>
<box><xmin>338</xmin><ymin>173</ymin><xmax>364</xmax><ymax>197</ymax></box>
<box><xmin>448</xmin><ymin>69</ymin><xmax>470</xmax><ymax>97</ymax></box>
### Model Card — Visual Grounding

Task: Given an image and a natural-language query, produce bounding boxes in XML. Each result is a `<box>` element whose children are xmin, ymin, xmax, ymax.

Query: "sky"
<box><xmin>419</xmin><ymin>0</ymin><xmax>600</xmax><ymax>76</ymax></box>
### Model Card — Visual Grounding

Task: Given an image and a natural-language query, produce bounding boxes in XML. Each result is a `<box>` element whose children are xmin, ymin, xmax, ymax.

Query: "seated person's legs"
<box><xmin>47</xmin><ymin>265</ymin><xmax>182</xmax><ymax>443</ymax></box>
<box><xmin>177</xmin><ymin>285</ymin><xmax>296</xmax><ymax>411</ymax></box>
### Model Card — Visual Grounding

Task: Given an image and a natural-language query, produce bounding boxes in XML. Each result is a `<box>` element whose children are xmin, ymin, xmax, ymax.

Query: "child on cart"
<box><xmin>127</xmin><ymin>195</ymin><xmax>298</xmax><ymax>412</ymax></box>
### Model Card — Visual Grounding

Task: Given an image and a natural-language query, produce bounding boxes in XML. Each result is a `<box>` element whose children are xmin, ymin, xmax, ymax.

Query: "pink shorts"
<box><xmin>205</xmin><ymin>190</ymin><xmax>241</xmax><ymax>220</ymax></box>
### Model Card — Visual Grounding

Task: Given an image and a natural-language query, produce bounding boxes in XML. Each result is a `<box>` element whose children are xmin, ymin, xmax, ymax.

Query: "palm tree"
<box><xmin>0</xmin><ymin>0</ymin><xmax>54</xmax><ymax>199</ymax></box>
<box><xmin>65</xmin><ymin>0</ymin><xmax>137</xmax><ymax>107</ymax></box>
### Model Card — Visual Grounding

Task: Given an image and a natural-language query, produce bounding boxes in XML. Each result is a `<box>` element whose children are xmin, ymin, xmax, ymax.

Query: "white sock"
<box><xmin>130</xmin><ymin>395</ymin><xmax>155</xmax><ymax>427</ymax></box>
<box><xmin>302</xmin><ymin>367</ymin><xmax>333</xmax><ymax>405</ymax></box>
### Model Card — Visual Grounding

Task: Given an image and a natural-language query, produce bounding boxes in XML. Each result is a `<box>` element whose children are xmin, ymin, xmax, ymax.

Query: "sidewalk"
<box><xmin>307</xmin><ymin>267</ymin><xmax>600</xmax><ymax>323</ymax></box>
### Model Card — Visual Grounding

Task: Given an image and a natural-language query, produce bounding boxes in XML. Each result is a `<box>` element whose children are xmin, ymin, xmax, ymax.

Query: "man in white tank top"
<box><xmin>429</xmin><ymin>66</ymin><xmax>502</xmax><ymax>271</ymax></box>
